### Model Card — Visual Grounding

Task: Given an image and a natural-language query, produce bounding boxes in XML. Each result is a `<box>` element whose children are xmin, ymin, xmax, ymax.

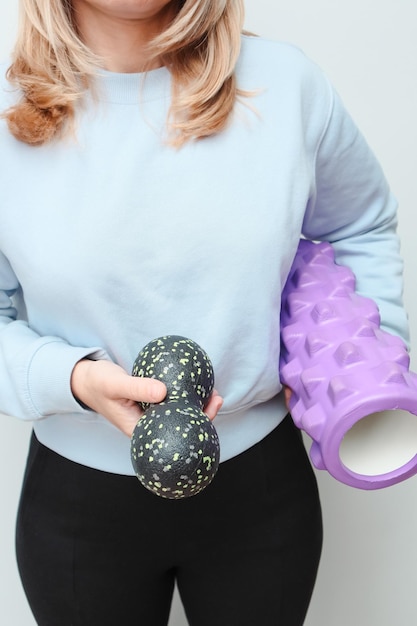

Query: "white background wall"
<box><xmin>0</xmin><ymin>1</ymin><xmax>416</xmax><ymax>624</ymax></box>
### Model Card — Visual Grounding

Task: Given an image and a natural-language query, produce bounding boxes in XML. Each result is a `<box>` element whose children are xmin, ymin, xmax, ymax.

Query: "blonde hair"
<box><xmin>3</xmin><ymin>0</ymin><xmax>246</xmax><ymax>146</ymax></box>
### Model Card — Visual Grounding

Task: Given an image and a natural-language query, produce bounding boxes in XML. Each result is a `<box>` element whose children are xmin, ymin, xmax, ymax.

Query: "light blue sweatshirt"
<box><xmin>0</xmin><ymin>36</ymin><xmax>408</xmax><ymax>474</ymax></box>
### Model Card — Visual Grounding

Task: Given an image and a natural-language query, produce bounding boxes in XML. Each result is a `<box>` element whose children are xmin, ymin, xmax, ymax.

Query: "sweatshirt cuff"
<box><xmin>25</xmin><ymin>340</ymin><xmax>111</xmax><ymax>419</ymax></box>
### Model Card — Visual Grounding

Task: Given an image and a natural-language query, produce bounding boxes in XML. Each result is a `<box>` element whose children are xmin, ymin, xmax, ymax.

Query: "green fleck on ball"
<box><xmin>130</xmin><ymin>335</ymin><xmax>220</xmax><ymax>499</ymax></box>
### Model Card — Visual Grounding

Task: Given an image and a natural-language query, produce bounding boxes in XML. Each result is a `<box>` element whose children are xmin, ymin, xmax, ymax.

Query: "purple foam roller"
<box><xmin>280</xmin><ymin>239</ymin><xmax>417</xmax><ymax>489</ymax></box>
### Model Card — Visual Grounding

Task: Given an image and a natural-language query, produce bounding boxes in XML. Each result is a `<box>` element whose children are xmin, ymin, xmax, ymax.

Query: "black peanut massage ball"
<box><xmin>130</xmin><ymin>335</ymin><xmax>220</xmax><ymax>499</ymax></box>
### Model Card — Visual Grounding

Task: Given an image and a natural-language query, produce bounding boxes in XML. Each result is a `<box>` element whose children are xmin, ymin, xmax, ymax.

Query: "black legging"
<box><xmin>16</xmin><ymin>415</ymin><xmax>322</xmax><ymax>626</ymax></box>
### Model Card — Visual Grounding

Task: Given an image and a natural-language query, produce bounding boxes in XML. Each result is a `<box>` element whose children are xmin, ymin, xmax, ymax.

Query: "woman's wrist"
<box><xmin>70</xmin><ymin>358</ymin><xmax>95</xmax><ymax>410</ymax></box>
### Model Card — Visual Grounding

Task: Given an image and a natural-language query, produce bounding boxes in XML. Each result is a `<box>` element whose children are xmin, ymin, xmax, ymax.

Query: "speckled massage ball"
<box><xmin>130</xmin><ymin>335</ymin><xmax>220</xmax><ymax>499</ymax></box>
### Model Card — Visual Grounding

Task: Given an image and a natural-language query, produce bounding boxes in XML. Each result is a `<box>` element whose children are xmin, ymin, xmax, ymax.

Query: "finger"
<box><xmin>124</xmin><ymin>375</ymin><xmax>167</xmax><ymax>404</ymax></box>
<box><xmin>204</xmin><ymin>389</ymin><xmax>224</xmax><ymax>421</ymax></box>
<box><xmin>284</xmin><ymin>385</ymin><xmax>292</xmax><ymax>409</ymax></box>
<box><xmin>89</xmin><ymin>361</ymin><xmax>167</xmax><ymax>404</ymax></box>
<box><xmin>103</xmin><ymin>399</ymin><xmax>144</xmax><ymax>438</ymax></box>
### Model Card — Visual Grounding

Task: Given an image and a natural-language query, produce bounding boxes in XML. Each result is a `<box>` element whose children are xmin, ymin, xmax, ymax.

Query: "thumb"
<box><xmin>127</xmin><ymin>376</ymin><xmax>167</xmax><ymax>405</ymax></box>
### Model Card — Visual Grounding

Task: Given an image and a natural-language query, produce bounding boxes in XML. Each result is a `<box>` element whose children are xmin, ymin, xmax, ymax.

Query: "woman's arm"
<box><xmin>0</xmin><ymin>251</ymin><xmax>222</xmax><ymax>434</ymax></box>
<box><xmin>302</xmin><ymin>82</ymin><xmax>409</xmax><ymax>346</ymax></box>
<box><xmin>0</xmin><ymin>252</ymin><xmax>167</xmax><ymax>432</ymax></box>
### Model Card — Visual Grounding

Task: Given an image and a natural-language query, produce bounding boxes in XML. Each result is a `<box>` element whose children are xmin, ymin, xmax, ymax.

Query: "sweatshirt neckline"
<box><xmin>94</xmin><ymin>65</ymin><xmax>171</xmax><ymax>104</ymax></box>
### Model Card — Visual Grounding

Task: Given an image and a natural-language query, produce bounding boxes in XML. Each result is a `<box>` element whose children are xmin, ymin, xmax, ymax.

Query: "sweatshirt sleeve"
<box><xmin>302</xmin><ymin>78</ymin><xmax>409</xmax><ymax>346</ymax></box>
<box><xmin>0</xmin><ymin>250</ymin><xmax>111</xmax><ymax>421</ymax></box>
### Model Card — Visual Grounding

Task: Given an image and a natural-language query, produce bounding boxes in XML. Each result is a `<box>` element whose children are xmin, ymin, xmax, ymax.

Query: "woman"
<box><xmin>0</xmin><ymin>1</ymin><xmax>408</xmax><ymax>624</ymax></box>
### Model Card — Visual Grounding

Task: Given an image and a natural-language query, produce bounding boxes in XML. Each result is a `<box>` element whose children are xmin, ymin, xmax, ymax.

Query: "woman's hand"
<box><xmin>71</xmin><ymin>359</ymin><xmax>223</xmax><ymax>438</ymax></box>
<box><xmin>70</xmin><ymin>359</ymin><xmax>167</xmax><ymax>437</ymax></box>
